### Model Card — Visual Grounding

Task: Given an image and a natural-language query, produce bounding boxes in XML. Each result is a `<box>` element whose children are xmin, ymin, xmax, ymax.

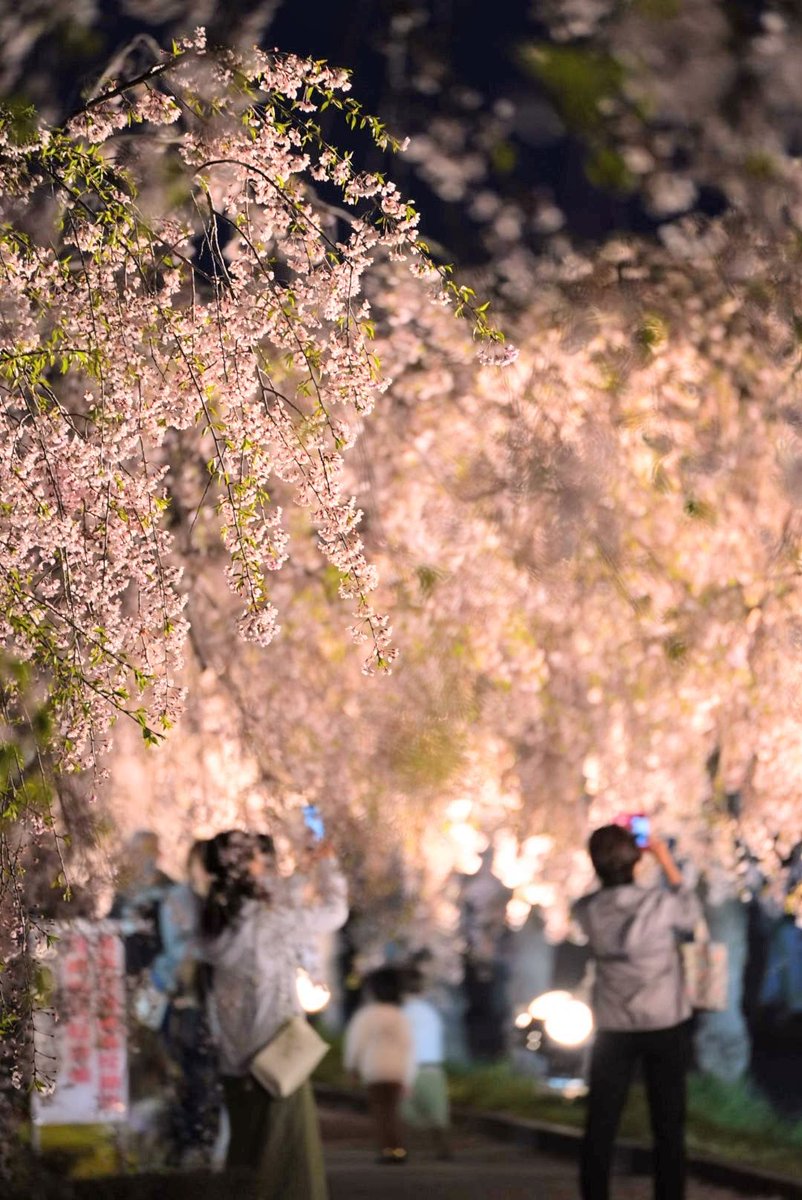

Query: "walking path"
<box><xmin>321</xmin><ymin>1106</ymin><xmax>760</xmax><ymax>1200</ymax></box>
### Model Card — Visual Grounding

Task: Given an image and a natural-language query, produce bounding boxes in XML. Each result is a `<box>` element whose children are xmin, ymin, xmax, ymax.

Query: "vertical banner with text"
<box><xmin>32</xmin><ymin>920</ymin><xmax>128</xmax><ymax>1127</ymax></box>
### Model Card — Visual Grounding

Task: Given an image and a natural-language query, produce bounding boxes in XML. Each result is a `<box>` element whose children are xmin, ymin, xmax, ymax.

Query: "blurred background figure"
<box><xmin>110</xmin><ymin>831</ymin><xmax>173</xmax><ymax>977</ymax></box>
<box><xmin>151</xmin><ymin>840</ymin><xmax>221</xmax><ymax>1168</ymax></box>
<box><xmin>109</xmin><ymin>831</ymin><xmax>175</xmax><ymax>1164</ymax></box>
<box><xmin>759</xmin><ymin>841</ymin><xmax>802</xmax><ymax>1021</ymax></box>
<box><xmin>345</xmin><ymin>966</ymin><xmax>413</xmax><ymax>1165</ymax></box>
<box><xmin>401</xmin><ymin>964</ymin><xmax>453</xmax><ymax>1160</ymax></box>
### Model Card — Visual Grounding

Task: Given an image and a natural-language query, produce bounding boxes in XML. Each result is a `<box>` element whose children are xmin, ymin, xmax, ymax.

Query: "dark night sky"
<box><xmin>6</xmin><ymin>0</ymin><xmax>732</xmax><ymax>261</ymax></box>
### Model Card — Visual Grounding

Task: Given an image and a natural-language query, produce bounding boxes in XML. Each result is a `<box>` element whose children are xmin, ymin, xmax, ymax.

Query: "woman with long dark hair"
<box><xmin>189</xmin><ymin>829</ymin><xmax>348</xmax><ymax>1200</ymax></box>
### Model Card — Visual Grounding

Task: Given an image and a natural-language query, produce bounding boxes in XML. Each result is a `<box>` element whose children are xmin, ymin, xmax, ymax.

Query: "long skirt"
<box><xmin>222</xmin><ymin>1075</ymin><xmax>328</xmax><ymax>1200</ymax></box>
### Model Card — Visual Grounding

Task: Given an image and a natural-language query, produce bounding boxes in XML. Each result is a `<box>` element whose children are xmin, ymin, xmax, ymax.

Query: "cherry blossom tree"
<box><xmin>106</xmin><ymin>216</ymin><xmax>802</xmax><ymax>960</ymax></box>
<box><xmin>0</xmin><ymin>28</ymin><xmax>514</xmax><ymax>1106</ymax></box>
<box><xmin>7</xmin><ymin>2</ymin><xmax>802</xmax><ymax>1109</ymax></box>
<box><xmin>0</xmin><ymin>29</ymin><xmax>512</xmax><ymax>765</ymax></box>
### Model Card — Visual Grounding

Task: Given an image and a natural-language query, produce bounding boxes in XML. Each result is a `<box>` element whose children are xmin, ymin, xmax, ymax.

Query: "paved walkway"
<box><xmin>321</xmin><ymin>1106</ymin><xmax>753</xmax><ymax>1200</ymax></box>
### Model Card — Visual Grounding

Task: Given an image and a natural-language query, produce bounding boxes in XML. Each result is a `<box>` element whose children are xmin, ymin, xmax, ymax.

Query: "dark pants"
<box><xmin>366</xmin><ymin>1081</ymin><xmax>404</xmax><ymax>1151</ymax></box>
<box><xmin>163</xmin><ymin>1003</ymin><xmax>220</xmax><ymax>1161</ymax></box>
<box><xmin>581</xmin><ymin>1021</ymin><xmax>690</xmax><ymax>1200</ymax></box>
<box><xmin>222</xmin><ymin>1075</ymin><xmax>328</xmax><ymax>1200</ymax></box>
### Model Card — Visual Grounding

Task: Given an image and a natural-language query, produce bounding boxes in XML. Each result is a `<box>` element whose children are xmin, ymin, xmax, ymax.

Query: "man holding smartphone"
<box><xmin>573</xmin><ymin>824</ymin><xmax>701</xmax><ymax>1200</ymax></box>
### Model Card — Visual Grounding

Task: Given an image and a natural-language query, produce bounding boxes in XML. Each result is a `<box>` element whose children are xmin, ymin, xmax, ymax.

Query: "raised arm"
<box><xmin>648</xmin><ymin>838</ymin><xmax>684</xmax><ymax>889</ymax></box>
<box><xmin>648</xmin><ymin>838</ymin><xmax>701</xmax><ymax>933</ymax></box>
<box><xmin>297</xmin><ymin>851</ymin><xmax>349</xmax><ymax>935</ymax></box>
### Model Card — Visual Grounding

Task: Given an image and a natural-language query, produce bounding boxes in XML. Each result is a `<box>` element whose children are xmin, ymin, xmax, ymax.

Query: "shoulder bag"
<box><xmin>249</xmin><ymin>1013</ymin><xmax>329</xmax><ymax>1098</ymax></box>
<box><xmin>681</xmin><ymin>917</ymin><xmax>728</xmax><ymax>1011</ymax></box>
<box><xmin>132</xmin><ymin>975</ymin><xmax>169</xmax><ymax>1031</ymax></box>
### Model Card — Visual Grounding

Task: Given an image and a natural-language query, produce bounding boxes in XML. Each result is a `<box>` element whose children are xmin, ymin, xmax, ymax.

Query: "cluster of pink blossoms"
<box><xmin>0</xmin><ymin>33</ymin><xmax>513</xmax><ymax>767</ymax></box>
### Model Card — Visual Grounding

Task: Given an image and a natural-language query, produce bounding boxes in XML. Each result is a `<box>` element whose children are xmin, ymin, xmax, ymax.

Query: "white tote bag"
<box><xmin>249</xmin><ymin>1014</ymin><xmax>329</xmax><ymax>1098</ymax></box>
<box><xmin>681</xmin><ymin>919</ymin><xmax>728</xmax><ymax>1012</ymax></box>
<box><xmin>132</xmin><ymin>976</ymin><xmax>169</xmax><ymax>1031</ymax></box>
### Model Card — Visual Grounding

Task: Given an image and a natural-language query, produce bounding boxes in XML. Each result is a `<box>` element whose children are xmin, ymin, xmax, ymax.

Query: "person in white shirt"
<box><xmin>401</xmin><ymin>966</ymin><xmax>452</xmax><ymax>1159</ymax></box>
<box><xmin>192</xmin><ymin>829</ymin><xmax>348</xmax><ymax>1200</ymax></box>
<box><xmin>344</xmin><ymin>967</ymin><xmax>413</xmax><ymax>1163</ymax></box>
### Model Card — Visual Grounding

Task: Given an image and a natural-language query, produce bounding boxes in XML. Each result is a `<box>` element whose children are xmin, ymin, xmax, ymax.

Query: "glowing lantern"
<box><xmin>528</xmin><ymin>990</ymin><xmax>594</xmax><ymax>1047</ymax></box>
<box><xmin>296</xmin><ymin>968</ymin><xmax>331</xmax><ymax>1014</ymax></box>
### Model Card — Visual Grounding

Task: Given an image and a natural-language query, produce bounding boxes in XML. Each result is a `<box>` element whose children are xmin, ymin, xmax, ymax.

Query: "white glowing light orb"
<box><xmin>527</xmin><ymin>990</ymin><xmax>573</xmax><ymax>1022</ymax></box>
<box><xmin>448</xmin><ymin>820</ymin><xmax>488</xmax><ymax>875</ymax></box>
<box><xmin>544</xmin><ymin>999</ymin><xmax>594</xmax><ymax>1048</ymax></box>
<box><xmin>505</xmin><ymin>897</ymin><xmax>532</xmax><ymax>930</ymax></box>
<box><xmin>521</xmin><ymin>882</ymin><xmax>557</xmax><ymax>909</ymax></box>
<box><xmin>514</xmin><ymin>1009</ymin><xmax>533</xmax><ymax>1030</ymax></box>
<box><xmin>296</xmin><ymin>968</ymin><xmax>331</xmax><ymax>1014</ymax></box>
<box><xmin>445</xmin><ymin>798</ymin><xmax>474</xmax><ymax>823</ymax></box>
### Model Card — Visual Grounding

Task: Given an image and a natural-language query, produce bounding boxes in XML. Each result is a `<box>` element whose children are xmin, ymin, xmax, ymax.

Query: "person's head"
<box><xmin>246</xmin><ymin>833</ymin><xmax>277</xmax><ymax>886</ymax></box>
<box><xmin>366</xmin><ymin>967</ymin><xmax>402</xmax><ymax>1006</ymax></box>
<box><xmin>588</xmin><ymin>824</ymin><xmax>642</xmax><ymax>887</ymax></box>
<box><xmin>403</xmin><ymin>966</ymin><xmax>425</xmax><ymax>996</ymax></box>
<box><xmin>129</xmin><ymin>830</ymin><xmax>159</xmax><ymax>860</ymax></box>
<box><xmin>119</xmin><ymin>830</ymin><xmax>160</xmax><ymax>888</ymax></box>
<box><xmin>193</xmin><ymin>830</ymin><xmax>275</xmax><ymax>937</ymax></box>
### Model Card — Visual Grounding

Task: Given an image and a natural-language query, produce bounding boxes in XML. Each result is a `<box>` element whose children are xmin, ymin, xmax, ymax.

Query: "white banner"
<box><xmin>32</xmin><ymin>920</ymin><xmax>129</xmax><ymax>1126</ymax></box>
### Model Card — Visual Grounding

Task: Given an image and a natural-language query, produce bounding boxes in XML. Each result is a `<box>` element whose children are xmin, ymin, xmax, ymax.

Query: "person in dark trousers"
<box><xmin>109</xmin><ymin>830</ymin><xmax>174</xmax><ymax>1148</ymax></box>
<box><xmin>573</xmin><ymin>824</ymin><xmax>701</xmax><ymax>1200</ymax></box>
<box><xmin>151</xmin><ymin>841</ymin><xmax>221</xmax><ymax>1166</ymax></box>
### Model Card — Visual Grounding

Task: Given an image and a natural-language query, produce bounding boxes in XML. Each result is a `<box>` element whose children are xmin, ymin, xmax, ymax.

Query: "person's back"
<box><xmin>574</xmin><ymin>882</ymin><xmax>697</xmax><ymax>1030</ymax></box>
<box><xmin>574</xmin><ymin>825</ymin><xmax>700</xmax><ymax>1200</ymax></box>
<box><xmin>206</xmin><ymin>894</ymin><xmax>303</xmax><ymax>1075</ymax></box>
<box><xmin>403</xmin><ymin>995</ymin><xmax>443</xmax><ymax>1065</ymax></box>
<box><xmin>345</xmin><ymin>1001</ymin><xmax>413</xmax><ymax>1084</ymax></box>
<box><xmin>152</xmin><ymin>882</ymin><xmax>201</xmax><ymax>998</ymax></box>
<box><xmin>344</xmin><ymin>968</ymin><xmax>413</xmax><ymax>1164</ymax></box>
<box><xmin>205</xmin><ymin>859</ymin><xmax>348</xmax><ymax>1075</ymax></box>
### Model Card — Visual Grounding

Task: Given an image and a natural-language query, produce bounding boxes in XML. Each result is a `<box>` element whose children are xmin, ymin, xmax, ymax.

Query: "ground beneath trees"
<box><xmin>320</xmin><ymin>1106</ymin><xmax>763</xmax><ymax>1200</ymax></box>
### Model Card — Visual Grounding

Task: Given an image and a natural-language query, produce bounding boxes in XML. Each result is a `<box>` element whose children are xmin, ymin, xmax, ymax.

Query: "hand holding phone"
<box><xmin>303</xmin><ymin>803</ymin><xmax>326</xmax><ymax>844</ymax></box>
<box><xmin>628</xmin><ymin>813</ymin><xmax>650</xmax><ymax>848</ymax></box>
<box><xmin>646</xmin><ymin>836</ymin><xmax>684</xmax><ymax>888</ymax></box>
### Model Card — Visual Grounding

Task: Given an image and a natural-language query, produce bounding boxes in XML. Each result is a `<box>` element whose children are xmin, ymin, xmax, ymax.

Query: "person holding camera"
<box><xmin>192</xmin><ymin>829</ymin><xmax>347</xmax><ymax>1200</ymax></box>
<box><xmin>573</xmin><ymin>823</ymin><xmax>701</xmax><ymax>1200</ymax></box>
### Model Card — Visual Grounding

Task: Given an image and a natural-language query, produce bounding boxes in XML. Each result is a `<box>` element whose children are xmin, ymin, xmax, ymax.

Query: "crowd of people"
<box><xmin>109</xmin><ymin>826</ymin><xmax>451</xmax><ymax>1195</ymax></box>
<box><xmin>107</xmin><ymin>820</ymin><xmax>786</xmax><ymax>1200</ymax></box>
<box><xmin>111</xmin><ymin>827</ymin><xmax>348</xmax><ymax>1196</ymax></box>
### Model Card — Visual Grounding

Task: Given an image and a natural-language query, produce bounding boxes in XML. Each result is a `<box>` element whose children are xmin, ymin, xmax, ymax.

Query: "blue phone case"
<box><xmin>303</xmin><ymin>805</ymin><xmax>325</xmax><ymax>841</ymax></box>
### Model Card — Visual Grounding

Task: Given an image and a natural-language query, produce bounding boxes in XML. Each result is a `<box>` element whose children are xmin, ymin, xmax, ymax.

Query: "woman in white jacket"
<box><xmin>344</xmin><ymin>967</ymin><xmax>414</xmax><ymax>1163</ymax></box>
<box><xmin>191</xmin><ymin>830</ymin><xmax>348</xmax><ymax>1200</ymax></box>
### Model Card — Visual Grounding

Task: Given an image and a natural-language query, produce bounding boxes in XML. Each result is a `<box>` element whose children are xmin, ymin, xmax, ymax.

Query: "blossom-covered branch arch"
<box><xmin>0</xmin><ymin>30</ymin><xmax>510</xmax><ymax>777</ymax></box>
